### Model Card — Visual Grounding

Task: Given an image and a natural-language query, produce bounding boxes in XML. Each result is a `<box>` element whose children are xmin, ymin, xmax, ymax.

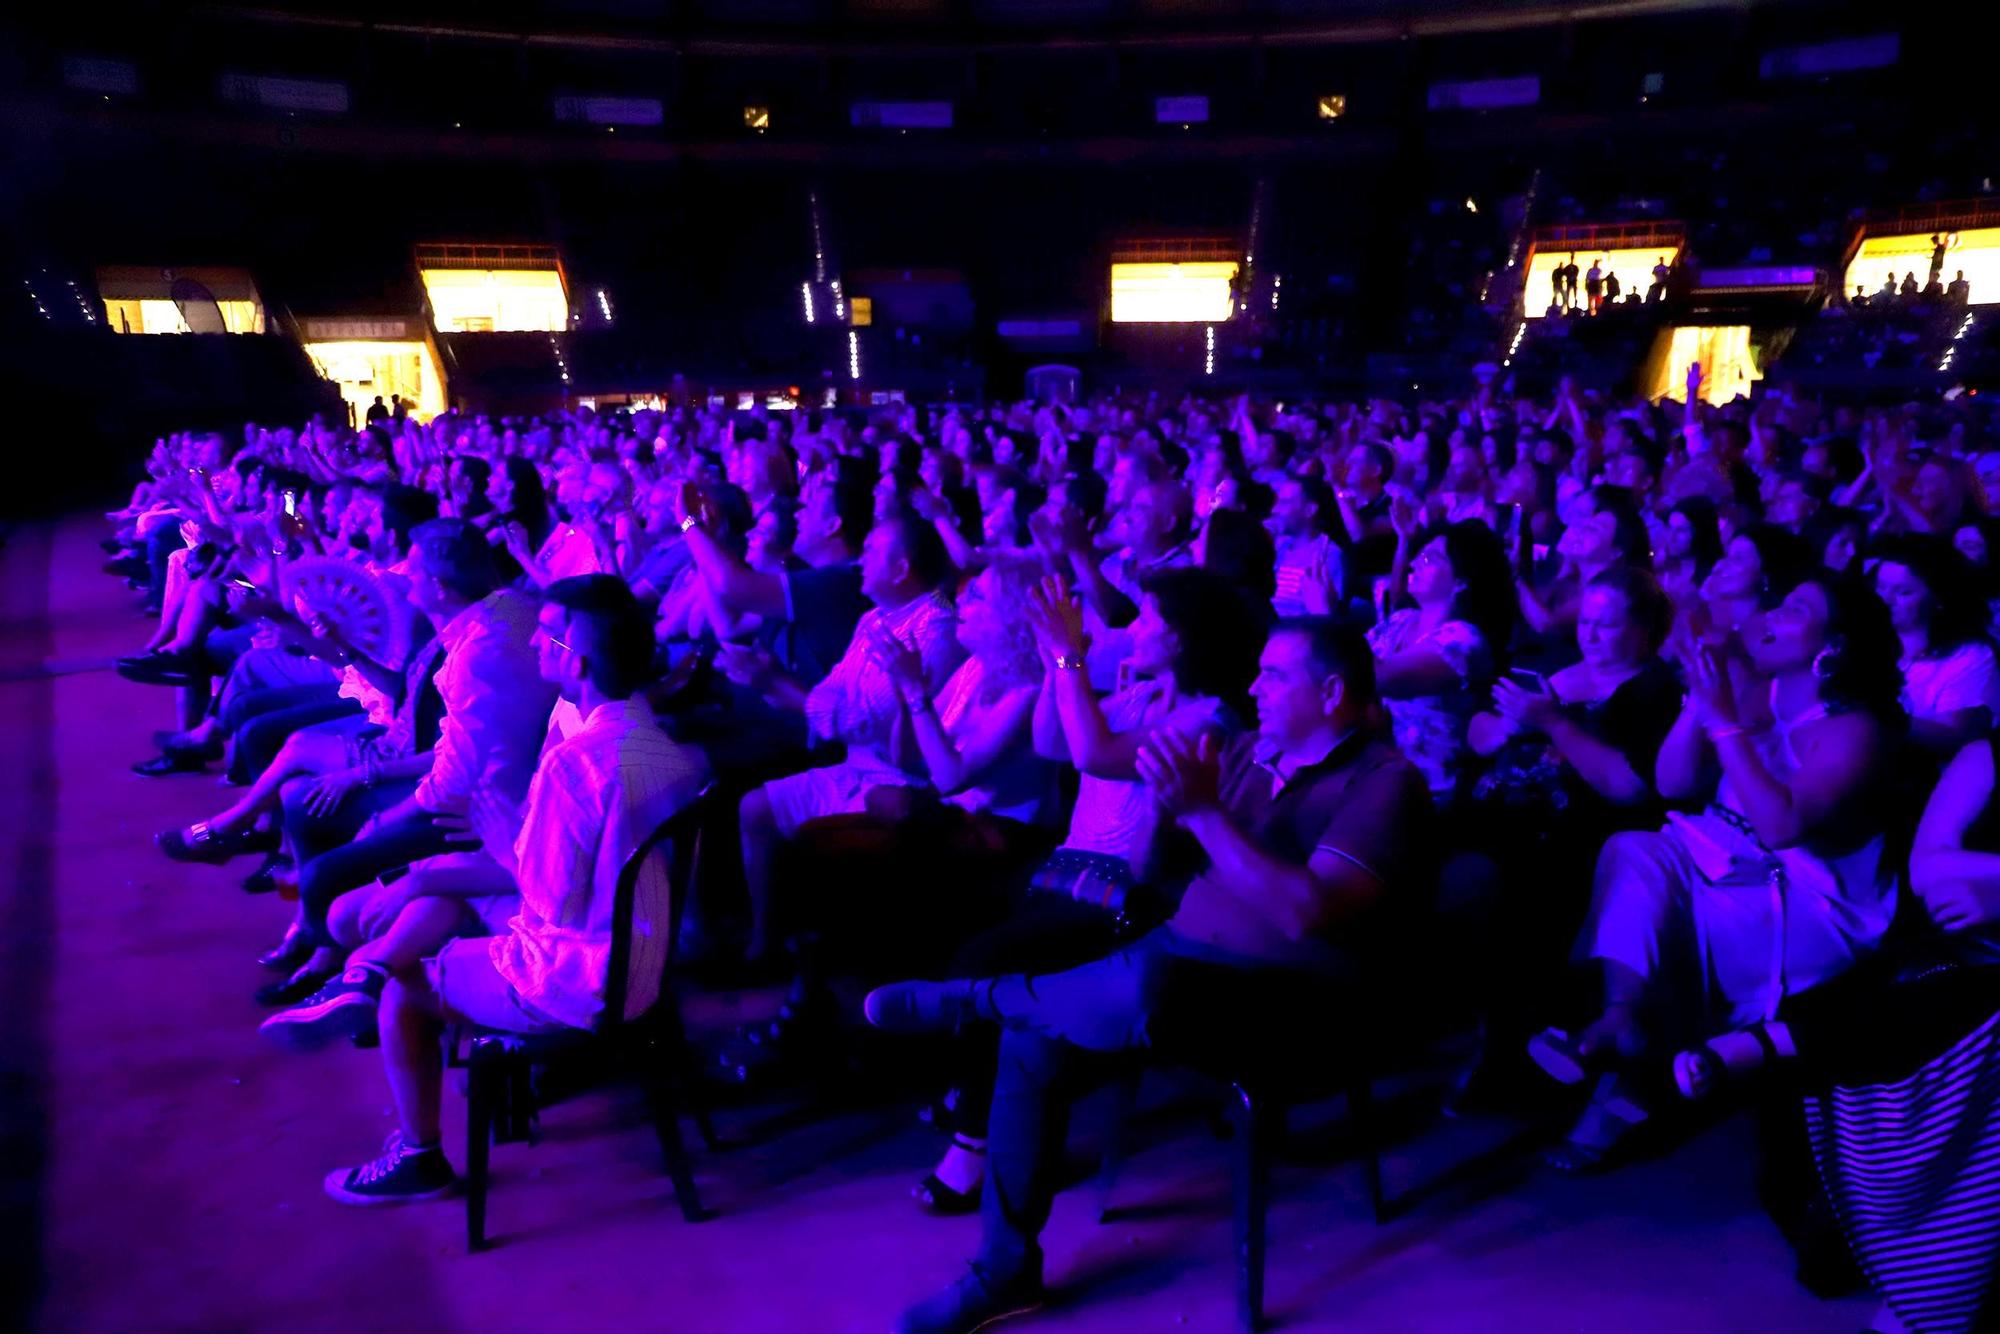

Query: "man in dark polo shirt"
<box><xmin>865</xmin><ymin>618</ymin><xmax>1431</xmax><ymax>1334</ymax></box>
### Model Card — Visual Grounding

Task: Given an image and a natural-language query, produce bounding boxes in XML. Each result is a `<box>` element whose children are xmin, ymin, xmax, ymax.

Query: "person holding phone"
<box><xmin>1528</xmin><ymin>575</ymin><xmax>1906</xmax><ymax>1172</ymax></box>
<box><xmin>1458</xmin><ymin>569</ymin><xmax>1685</xmax><ymax>1100</ymax></box>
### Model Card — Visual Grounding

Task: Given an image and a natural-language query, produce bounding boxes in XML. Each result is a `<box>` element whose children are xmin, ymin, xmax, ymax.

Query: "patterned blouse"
<box><xmin>1364</xmin><ymin>610</ymin><xmax>1492</xmax><ymax>797</ymax></box>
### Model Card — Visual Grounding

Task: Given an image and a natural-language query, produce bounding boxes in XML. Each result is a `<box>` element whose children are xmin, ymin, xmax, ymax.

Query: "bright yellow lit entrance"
<box><xmin>1109</xmin><ymin>262</ymin><xmax>1239</xmax><ymax>323</ymax></box>
<box><xmin>1642</xmin><ymin>325</ymin><xmax>1762</xmax><ymax>404</ymax></box>
<box><xmin>1524</xmin><ymin>247</ymin><xmax>1680</xmax><ymax>319</ymax></box>
<box><xmin>1845</xmin><ymin>228</ymin><xmax>2000</xmax><ymax>305</ymax></box>
<box><xmin>418</xmin><ymin>268</ymin><xmax>570</xmax><ymax>333</ymax></box>
<box><xmin>104</xmin><ymin>298</ymin><xmax>265</xmax><ymax>334</ymax></box>
<box><xmin>305</xmin><ymin>339</ymin><xmax>448</xmax><ymax>424</ymax></box>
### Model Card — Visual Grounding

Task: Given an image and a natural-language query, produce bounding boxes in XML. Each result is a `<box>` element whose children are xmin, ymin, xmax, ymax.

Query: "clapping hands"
<box><xmin>1491</xmin><ymin>675</ymin><xmax>1559</xmax><ymax>733</ymax></box>
<box><xmin>865</xmin><ymin>625</ymin><xmax>928</xmax><ymax>702</ymax></box>
<box><xmin>1136</xmin><ymin>729</ymin><xmax>1223</xmax><ymax>818</ymax></box>
<box><xmin>1025</xmin><ymin>573</ymin><xmax>1089</xmax><ymax>661</ymax></box>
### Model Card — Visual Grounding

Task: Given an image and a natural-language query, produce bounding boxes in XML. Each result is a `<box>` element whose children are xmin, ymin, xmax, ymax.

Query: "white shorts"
<box><xmin>762</xmin><ymin>758</ymin><xmax>921</xmax><ymax>839</ymax></box>
<box><xmin>426</xmin><ymin>938</ymin><xmax>569</xmax><ymax>1035</ymax></box>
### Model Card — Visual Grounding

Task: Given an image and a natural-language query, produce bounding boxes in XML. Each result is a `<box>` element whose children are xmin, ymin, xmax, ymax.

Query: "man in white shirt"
<box><xmin>733</xmin><ymin>509</ymin><xmax>964</xmax><ymax>959</ymax></box>
<box><xmin>288</xmin><ymin>520</ymin><xmax>555</xmax><ymax>966</ymax></box>
<box><xmin>265</xmin><ymin>575</ymin><xmax>711</xmax><ymax>1206</ymax></box>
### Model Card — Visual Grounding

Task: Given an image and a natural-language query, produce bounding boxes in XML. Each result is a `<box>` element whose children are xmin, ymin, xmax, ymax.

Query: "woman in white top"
<box><xmin>1533</xmin><ymin>575</ymin><xmax>1907</xmax><ymax>1172</ymax></box>
<box><xmin>1871</xmin><ymin>533</ymin><xmax>1999</xmax><ymax>754</ymax></box>
<box><xmin>875</xmin><ymin>559</ymin><xmax>1050</xmax><ymax>826</ymax></box>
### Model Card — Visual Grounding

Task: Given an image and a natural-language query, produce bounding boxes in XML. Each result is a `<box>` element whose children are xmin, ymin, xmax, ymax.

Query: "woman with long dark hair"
<box><xmin>1530</xmin><ymin>575</ymin><xmax>1905</xmax><ymax>1171</ymax></box>
<box><xmin>1368</xmin><ymin>516</ymin><xmax>1515</xmax><ymax>800</ymax></box>
<box><xmin>1871</xmin><ymin>534</ymin><xmax>1999</xmax><ymax>753</ymax></box>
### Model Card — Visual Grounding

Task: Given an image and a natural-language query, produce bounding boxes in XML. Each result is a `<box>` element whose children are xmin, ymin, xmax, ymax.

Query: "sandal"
<box><xmin>913</xmin><ymin>1136</ymin><xmax>985</xmax><ymax>1215</ymax></box>
<box><xmin>1545</xmin><ymin>1074</ymin><xmax>1651</xmax><ymax>1175</ymax></box>
<box><xmin>1673</xmin><ymin>1024</ymin><xmax>1785</xmax><ymax>1102</ymax></box>
<box><xmin>1527</xmin><ymin>1027</ymin><xmax>1593</xmax><ymax>1086</ymax></box>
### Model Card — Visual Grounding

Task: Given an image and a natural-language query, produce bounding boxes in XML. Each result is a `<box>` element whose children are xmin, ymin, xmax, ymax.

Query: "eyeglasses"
<box><xmin>539</xmin><ymin>629</ymin><xmax>572</xmax><ymax>652</ymax></box>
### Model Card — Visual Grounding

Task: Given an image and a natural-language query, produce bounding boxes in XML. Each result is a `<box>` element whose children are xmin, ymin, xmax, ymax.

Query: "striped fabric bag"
<box><xmin>1805</xmin><ymin>1008</ymin><xmax>2000</xmax><ymax>1334</ymax></box>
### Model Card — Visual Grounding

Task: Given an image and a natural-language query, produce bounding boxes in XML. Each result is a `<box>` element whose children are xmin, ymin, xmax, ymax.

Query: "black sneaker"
<box><xmin>322</xmin><ymin>1132</ymin><xmax>459</xmax><ymax>1207</ymax></box>
<box><xmin>260</xmin><ymin>964</ymin><xmax>387</xmax><ymax>1051</ymax></box>
<box><xmin>895</xmin><ymin>1267</ymin><xmax>1044</xmax><ymax>1334</ymax></box>
<box><xmin>254</xmin><ymin>962</ymin><xmax>335</xmax><ymax>1008</ymax></box>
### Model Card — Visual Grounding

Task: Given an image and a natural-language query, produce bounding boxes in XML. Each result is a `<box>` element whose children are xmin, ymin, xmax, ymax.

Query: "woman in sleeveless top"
<box><xmin>1531</xmin><ymin>575</ymin><xmax>1907</xmax><ymax>1171</ymax></box>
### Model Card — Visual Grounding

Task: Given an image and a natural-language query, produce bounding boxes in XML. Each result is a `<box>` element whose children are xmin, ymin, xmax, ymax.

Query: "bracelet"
<box><xmin>679</xmin><ymin>515</ymin><xmax>701</xmax><ymax>533</ymax></box>
<box><xmin>1054</xmin><ymin>652</ymin><xmax>1087</xmax><ymax>672</ymax></box>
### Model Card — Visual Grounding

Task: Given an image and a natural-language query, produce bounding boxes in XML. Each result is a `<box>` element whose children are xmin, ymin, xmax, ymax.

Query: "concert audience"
<box><xmin>103</xmin><ymin>371</ymin><xmax>2000</xmax><ymax>1334</ymax></box>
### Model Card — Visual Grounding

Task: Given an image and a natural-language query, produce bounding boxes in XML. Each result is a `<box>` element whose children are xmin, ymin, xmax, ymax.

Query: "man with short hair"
<box><xmin>1270</xmin><ymin>475</ymin><xmax>1341</xmax><ymax>619</ymax></box>
<box><xmin>866</xmin><ymin>620</ymin><xmax>1433</xmax><ymax>1334</ymax></box>
<box><xmin>733</xmin><ymin>508</ymin><xmax>965</xmax><ymax>958</ymax></box>
<box><xmin>269</xmin><ymin>575</ymin><xmax>711</xmax><ymax>1205</ymax></box>
<box><xmin>1061</xmin><ymin>477</ymin><xmax>1193</xmax><ymax>689</ymax></box>
<box><xmin>281</xmin><ymin>519</ymin><xmax>553</xmax><ymax>988</ymax></box>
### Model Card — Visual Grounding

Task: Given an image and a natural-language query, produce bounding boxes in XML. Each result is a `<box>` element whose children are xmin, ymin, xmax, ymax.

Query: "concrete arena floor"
<box><xmin>5</xmin><ymin>516</ymin><xmax>1881</xmax><ymax>1334</ymax></box>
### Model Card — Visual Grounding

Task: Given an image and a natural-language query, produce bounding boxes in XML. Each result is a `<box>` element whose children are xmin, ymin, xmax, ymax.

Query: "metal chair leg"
<box><xmin>663</xmin><ymin>998</ymin><xmax>722</xmax><ymax>1152</ymax></box>
<box><xmin>635</xmin><ymin>1036</ymin><xmax>708</xmax><ymax>1223</ymax></box>
<box><xmin>465</xmin><ymin>1040</ymin><xmax>500</xmax><ymax>1252</ymax></box>
<box><xmin>1230</xmin><ymin>1083</ymin><xmax>1271</xmax><ymax>1333</ymax></box>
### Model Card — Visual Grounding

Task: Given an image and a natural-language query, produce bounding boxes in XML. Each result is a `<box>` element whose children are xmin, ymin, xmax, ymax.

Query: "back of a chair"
<box><xmin>600</xmin><ymin>782</ymin><xmax>713</xmax><ymax>1034</ymax></box>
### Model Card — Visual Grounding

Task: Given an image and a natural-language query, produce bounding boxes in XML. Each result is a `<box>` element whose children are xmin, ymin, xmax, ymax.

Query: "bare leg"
<box><xmin>176</xmin><ymin>682</ymin><xmax>209</xmax><ymax>733</ymax></box>
<box><xmin>379</xmin><ymin>974</ymin><xmax>447</xmax><ymax>1146</ymax></box>
<box><xmin>205</xmin><ymin>733</ymin><xmax>343</xmax><ymax>835</ymax></box>
<box><xmin>351</xmin><ymin>897</ymin><xmax>472</xmax><ymax>974</ymax></box>
<box><xmin>1576</xmin><ymin>961</ymin><xmax>1648</xmax><ymax>1063</ymax></box>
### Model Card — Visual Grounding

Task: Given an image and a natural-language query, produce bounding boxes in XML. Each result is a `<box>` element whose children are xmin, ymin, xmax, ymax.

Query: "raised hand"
<box><xmin>1025</xmin><ymin>573</ymin><xmax>1088</xmax><ymax>659</ymax></box>
<box><xmin>1688</xmin><ymin>644</ymin><xmax>1739</xmax><ymax>733</ymax></box>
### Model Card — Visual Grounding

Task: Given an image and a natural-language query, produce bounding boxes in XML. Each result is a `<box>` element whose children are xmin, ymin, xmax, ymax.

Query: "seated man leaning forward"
<box><xmin>259</xmin><ymin>574</ymin><xmax>711</xmax><ymax>1207</ymax></box>
<box><xmin>863</xmin><ymin>617</ymin><xmax>1433</xmax><ymax>1334</ymax></box>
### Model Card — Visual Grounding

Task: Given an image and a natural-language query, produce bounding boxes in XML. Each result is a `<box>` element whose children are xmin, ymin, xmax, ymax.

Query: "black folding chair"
<box><xmin>453</xmin><ymin>784</ymin><xmax>719</xmax><ymax>1251</ymax></box>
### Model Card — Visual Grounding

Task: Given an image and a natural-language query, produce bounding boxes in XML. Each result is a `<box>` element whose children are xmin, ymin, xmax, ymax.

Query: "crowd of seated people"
<box><xmin>98</xmin><ymin>374</ymin><xmax>2000</xmax><ymax>1334</ymax></box>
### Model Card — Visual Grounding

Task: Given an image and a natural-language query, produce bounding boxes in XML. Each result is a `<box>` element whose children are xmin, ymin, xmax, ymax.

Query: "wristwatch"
<box><xmin>1054</xmin><ymin>652</ymin><xmax>1087</xmax><ymax>672</ymax></box>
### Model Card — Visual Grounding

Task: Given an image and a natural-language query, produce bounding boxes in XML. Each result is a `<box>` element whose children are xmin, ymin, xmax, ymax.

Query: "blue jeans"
<box><xmin>974</xmin><ymin>928</ymin><xmax>1349</xmax><ymax>1284</ymax></box>
<box><xmin>225</xmin><ymin>689</ymin><xmax>358</xmax><ymax>784</ymax></box>
<box><xmin>285</xmin><ymin>778</ymin><xmax>456</xmax><ymax>947</ymax></box>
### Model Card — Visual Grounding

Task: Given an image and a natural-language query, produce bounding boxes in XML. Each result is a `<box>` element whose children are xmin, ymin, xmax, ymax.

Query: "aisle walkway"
<box><xmin>12</xmin><ymin>516</ymin><xmax>1878</xmax><ymax>1334</ymax></box>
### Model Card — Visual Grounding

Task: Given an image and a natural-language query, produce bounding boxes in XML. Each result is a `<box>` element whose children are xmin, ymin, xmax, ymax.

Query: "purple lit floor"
<box><xmin>10</xmin><ymin>518</ymin><xmax>1881</xmax><ymax>1334</ymax></box>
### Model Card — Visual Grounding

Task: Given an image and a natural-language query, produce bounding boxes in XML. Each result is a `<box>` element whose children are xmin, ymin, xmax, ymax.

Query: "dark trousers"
<box><xmin>226</xmin><ymin>690</ymin><xmax>360</xmax><ymax>783</ymax></box>
<box><xmin>284</xmin><ymin>777</ymin><xmax>455</xmax><ymax>946</ymax></box>
<box><xmin>945</xmin><ymin>895</ymin><xmax>1126</xmax><ymax>1138</ymax></box>
<box><xmin>144</xmin><ymin>524</ymin><xmax>183</xmax><ymax>605</ymax></box>
<box><xmin>973</xmin><ymin>928</ymin><xmax>1346</xmax><ymax>1284</ymax></box>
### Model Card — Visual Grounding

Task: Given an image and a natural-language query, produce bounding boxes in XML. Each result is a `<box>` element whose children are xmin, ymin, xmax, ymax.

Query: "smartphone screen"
<box><xmin>282</xmin><ymin>490</ymin><xmax>298</xmax><ymax>517</ymax></box>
